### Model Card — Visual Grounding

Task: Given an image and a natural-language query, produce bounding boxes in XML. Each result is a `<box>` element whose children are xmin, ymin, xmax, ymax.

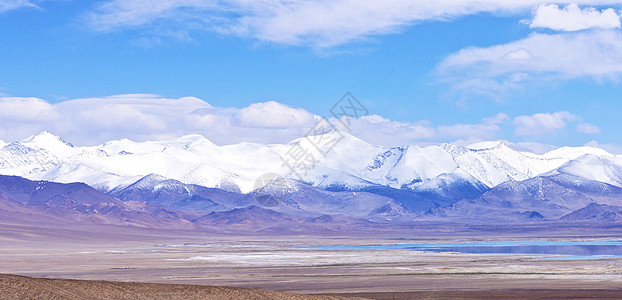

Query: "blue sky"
<box><xmin>1</xmin><ymin>1</ymin><xmax>622</xmax><ymax>152</ymax></box>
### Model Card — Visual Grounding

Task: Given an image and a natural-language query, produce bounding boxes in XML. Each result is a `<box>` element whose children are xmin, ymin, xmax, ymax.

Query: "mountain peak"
<box><xmin>467</xmin><ymin>141</ymin><xmax>509</xmax><ymax>151</ymax></box>
<box><xmin>171</xmin><ymin>134</ymin><xmax>218</xmax><ymax>150</ymax></box>
<box><xmin>543</xmin><ymin>146</ymin><xmax>613</xmax><ymax>159</ymax></box>
<box><xmin>22</xmin><ymin>131</ymin><xmax>73</xmax><ymax>146</ymax></box>
<box><xmin>123</xmin><ymin>173</ymin><xmax>181</xmax><ymax>191</ymax></box>
<box><xmin>174</xmin><ymin>134</ymin><xmax>209</xmax><ymax>143</ymax></box>
<box><xmin>20</xmin><ymin>132</ymin><xmax>75</xmax><ymax>156</ymax></box>
<box><xmin>289</xmin><ymin>130</ymin><xmax>372</xmax><ymax>150</ymax></box>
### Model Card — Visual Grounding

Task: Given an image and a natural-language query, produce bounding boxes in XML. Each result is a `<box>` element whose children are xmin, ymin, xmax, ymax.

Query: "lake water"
<box><xmin>306</xmin><ymin>240</ymin><xmax>622</xmax><ymax>260</ymax></box>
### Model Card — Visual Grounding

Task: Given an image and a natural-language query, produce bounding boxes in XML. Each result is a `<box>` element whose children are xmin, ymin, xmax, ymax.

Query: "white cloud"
<box><xmin>0</xmin><ymin>97</ymin><xmax>61</xmax><ymax>142</ymax></box>
<box><xmin>0</xmin><ymin>97</ymin><xmax>60</xmax><ymax>121</ymax></box>
<box><xmin>437</xmin><ymin>30</ymin><xmax>622</xmax><ymax>97</ymax></box>
<box><xmin>232</xmin><ymin>101</ymin><xmax>316</xmax><ymax>129</ymax></box>
<box><xmin>528</xmin><ymin>4</ymin><xmax>621</xmax><ymax>31</ymax></box>
<box><xmin>576</xmin><ymin>122</ymin><xmax>602</xmax><ymax>134</ymax></box>
<box><xmin>506</xmin><ymin>141</ymin><xmax>559</xmax><ymax>154</ymax></box>
<box><xmin>337</xmin><ymin>115</ymin><xmax>436</xmax><ymax>146</ymax></box>
<box><xmin>437</xmin><ymin>113</ymin><xmax>509</xmax><ymax>142</ymax></box>
<box><xmin>0</xmin><ymin>0</ymin><xmax>37</xmax><ymax>12</ymax></box>
<box><xmin>0</xmin><ymin>95</ymin><xmax>329</xmax><ymax>145</ymax></box>
<box><xmin>77</xmin><ymin>104</ymin><xmax>167</xmax><ymax>131</ymax></box>
<box><xmin>485</xmin><ymin>113</ymin><xmax>512</xmax><ymax>124</ymax></box>
<box><xmin>584</xmin><ymin>140</ymin><xmax>622</xmax><ymax>154</ymax></box>
<box><xmin>85</xmin><ymin>0</ymin><xmax>622</xmax><ymax>47</ymax></box>
<box><xmin>0</xmin><ymin>95</ymin><xmax>606</xmax><ymax>147</ymax></box>
<box><xmin>513</xmin><ymin>111</ymin><xmax>579</xmax><ymax>136</ymax></box>
<box><xmin>329</xmin><ymin>113</ymin><xmax>513</xmax><ymax>146</ymax></box>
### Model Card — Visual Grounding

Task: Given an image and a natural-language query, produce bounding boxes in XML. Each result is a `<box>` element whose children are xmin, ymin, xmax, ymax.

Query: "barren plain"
<box><xmin>2</xmin><ymin>223</ymin><xmax>622</xmax><ymax>299</ymax></box>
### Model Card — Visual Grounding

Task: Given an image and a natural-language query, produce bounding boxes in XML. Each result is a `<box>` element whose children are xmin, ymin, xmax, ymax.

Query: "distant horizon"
<box><xmin>7</xmin><ymin>127</ymin><xmax>620</xmax><ymax>157</ymax></box>
<box><xmin>0</xmin><ymin>94</ymin><xmax>619</xmax><ymax>154</ymax></box>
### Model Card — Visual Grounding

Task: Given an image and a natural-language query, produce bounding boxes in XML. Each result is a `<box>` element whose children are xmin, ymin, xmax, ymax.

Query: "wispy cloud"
<box><xmin>0</xmin><ymin>0</ymin><xmax>38</xmax><ymax>13</ymax></box>
<box><xmin>437</xmin><ymin>29</ymin><xmax>622</xmax><ymax>98</ymax></box>
<box><xmin>84</xmin><ymin>0</ymin><xmax>622</xmax><ymax>48</ymax></box>
<box><xmin>436</xmin><ymin>113</ymin><xmax>510</xmax><ymax>143</ymax></box>
<box><xmin>576</xmin><ymin>122</ymin><xmax>602</xmax><ymax>134</ymax></box>
<box><xmin>513</xmin><ymin>111</ymin><xmax>600</xmax><ymax>136</ymax></box>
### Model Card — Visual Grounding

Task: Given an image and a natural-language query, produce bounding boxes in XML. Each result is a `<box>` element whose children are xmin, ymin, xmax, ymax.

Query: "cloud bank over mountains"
<box><xmin>0</xmin><ymin>94</ymin><xmax>601</xmax><ymax>149</ymax></box>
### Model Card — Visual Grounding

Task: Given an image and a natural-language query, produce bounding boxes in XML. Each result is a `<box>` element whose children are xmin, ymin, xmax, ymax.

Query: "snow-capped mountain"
<box><xmin>546</xmin><ymin>154</ymin><xmax>622</xmax><ymax>187</ymax></box>
<box><xmin>0</xmin><ymin>131</ymin><xmax>619</xmax><ymax>196</ymax></box>
<box><xmin>3</xmin><ymin>131</ymin><xmax>622</xmax><ymax>230</ymax></box>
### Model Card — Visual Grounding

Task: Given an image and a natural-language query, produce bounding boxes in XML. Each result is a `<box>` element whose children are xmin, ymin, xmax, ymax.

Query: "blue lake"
<box><xmin>306</xmin><ymin>240</ymin><xmax>622</xmax><ymax>260</ymax></box>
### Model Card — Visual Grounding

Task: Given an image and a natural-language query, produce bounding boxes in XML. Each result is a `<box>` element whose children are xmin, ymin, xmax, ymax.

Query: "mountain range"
<box><xmin>1</xmin><ymin>131</ymin><xmax>622</xmax><ymax>232</ymax></box>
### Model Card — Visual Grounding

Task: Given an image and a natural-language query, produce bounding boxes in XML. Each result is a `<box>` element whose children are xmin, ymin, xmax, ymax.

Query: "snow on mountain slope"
<box><xmin>20</xmin><ymin>131</ymin><xmax>78</xmax><ymax>157</ymax></box>
<box><xmin>0</xmin><ymin>132</ymin><xmax>81</xmax><ymax>177</ymax></box>
<box><xmin>0</xmin><ymin>131</ymin><xmax>619</xmax><ymax>194</ymax></box>
<box><xmin>368</xmin><ymin>141</ymin><xmax>578</xmax><ymax>189</ymax></box>
<box><xmin>270</xmin><ymin>131</ymin><xmax>390</xmax><ymax>189</ymax></box>
<box><xmin>548</xmin><ymin>154</ymin><xmax>622</xmax><ymax>187</ymax></box>
<box><xmin>0</xmin><ymin>136</ymin><xmax>65</xmax><ymax>175</ymax></box>
<box><xmin>542</xmin><ymin>146</ymin><xmax>613</xmax><ymax>160</ymax></box>
<box><xmin>275</xmin><ymin>134</ymin><xmax>579</xmax><ymax>190</ymax></box>
<box><xmin>384</xmin><ymin>145</ymin><xmax>455</xmax><ymax>188</ymax></box>
<box><xmin>415</xmin><ymin>169</ymin><xmax>484</xmax><ymax>194</ymax></box>
<box><xmin>454</xmin><ymin>142</ymin><xmax>587</xmax><ymax>187</ymax></box>
<box><xmin>0</xmin><ymin>132</ymin><xmax>287</xmax><ymax>192</ymax></box>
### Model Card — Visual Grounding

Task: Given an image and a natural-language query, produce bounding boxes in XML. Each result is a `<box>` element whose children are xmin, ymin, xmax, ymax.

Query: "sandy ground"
<box><xmin>328</xmin><ymin>290</ymin><xmax>622</xmax><ymax>299</ymax></box>
<box><xmin>2</xmin><ymin>223</ymin><xmax>622</xmax><ymax>298</ymax></box>
<box><xmin>0</xmin><ymin>274</ymin><xmax>358</xmax><ymax>300</ymax></box>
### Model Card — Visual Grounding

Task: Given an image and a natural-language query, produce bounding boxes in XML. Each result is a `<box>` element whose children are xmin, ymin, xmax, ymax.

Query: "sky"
<box><xmin>1</xmin><ymin>1</ymin><xmax>622</xmax><ymax>153</ymax></box>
